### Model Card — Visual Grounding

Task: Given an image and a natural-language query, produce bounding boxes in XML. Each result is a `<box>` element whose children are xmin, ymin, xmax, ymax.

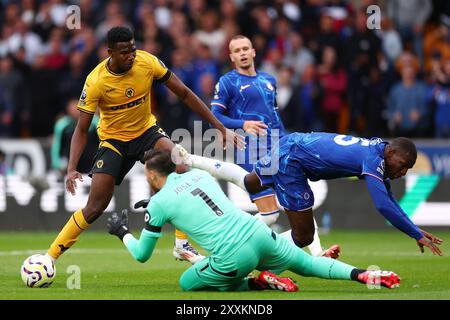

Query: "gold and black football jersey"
<box><xmin>78</xmin><ymin>50</ymin><xmax>171</xmax><ymax>141</ymax></box>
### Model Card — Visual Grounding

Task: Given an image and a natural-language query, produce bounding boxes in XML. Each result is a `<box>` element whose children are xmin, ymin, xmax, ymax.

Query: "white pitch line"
<box><xmin>0</xmin><ymin>248</ymin><xmax>169</xmax><ymax>256</ymax></box>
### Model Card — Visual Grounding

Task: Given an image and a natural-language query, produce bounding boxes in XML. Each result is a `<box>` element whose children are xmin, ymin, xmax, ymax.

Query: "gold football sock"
<box><xmin>175</xmin><ymin>229</ymin><xmax>189</xmax><ymax>248</ymax></box>
<box><xmin>47</xmin><ymin>209</ymin><xmax>90</xmax><ymax>260</ymax></box>
<box><xmin>175</xmin><ymin>229</ymin><xmax>188</xmax><ymax>240</ymax></box>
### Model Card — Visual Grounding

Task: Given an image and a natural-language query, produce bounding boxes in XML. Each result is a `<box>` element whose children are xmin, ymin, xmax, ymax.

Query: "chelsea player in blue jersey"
<box><xmin>176</xmin><ymin>132</ymin><xmax>443</xmax><ymax>256</ymax></box>
<box><xmin>210</xmin><ymin>35</ymin><xmax>339</xmax><ymax>258</ymax></box>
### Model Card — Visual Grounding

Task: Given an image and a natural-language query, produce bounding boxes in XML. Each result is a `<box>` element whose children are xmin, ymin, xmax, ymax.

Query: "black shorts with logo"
<box><xmin>89</xmin><ymin>124</ymin><xmax>169</xmax><ymax>185</ymax></box>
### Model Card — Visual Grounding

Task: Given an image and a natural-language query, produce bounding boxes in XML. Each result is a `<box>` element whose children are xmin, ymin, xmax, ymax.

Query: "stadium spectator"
<box><xmin>33</xmin><ymin>2</ymin><xmax>57</xmax><ymax>42</ymax></box>
<box><xmin>219</xmin><ymin>0</ymin><xmax>239</xmax><ymax>25</ymax></box>
<box><xmin>58</xmin><ymin>51</ymin><xmax>87</xmax><ymax>111</ymax></box>
<box><xmin>299</xmin><ymin>0</ymin><xmax>324</xmax><ymax>41</ymax></box>
<box><xmin>387</xmin><ymin>64</ymin><xmax>428</xmax><ymax>137</ymax></box>
<box><xmin>269</xmin><ymin>16</ymin><xmax>292</xmax><ymax>57</ymax></box>
<box><xmin>344</xmin><ymin>9</ymin><xmax>382</xmax><ymax>134</ymax></box>
<box><xmin>197</xmin><ymin>72</ymin><xmax>215</xmax><ymax>106</ymax></box>
<box><xmin>7</xmin><ymin>19</ymin><xmax>43</xmax><ymax>65</ymax></box>
<box><xmin>321</xmin><ymin>0</ymin><xmax>353</xmax><ymax>33</ymax></box>
<box><xmin>29</xmin><ymin>53</ymin><xmax>60</xmax><ymax>137</ymax></box>
<box><xmin>218</xmin><ymin>19</ymin><xmax>241</xmax><ymax>67</ymax></box>
<box><xmin>283</xmin><ymin>32</ymin><xmax>315</xmax><ymax>84</ymax></box>
<box><xmin>423</xmin><ymin>16</ymin><xmax>450</xmax><ymax>73</ymax></box>
<box><xmin>276</xmin><ymin>65</ymin><xmax>303</xmax><ymax>132</ymax></box>
<box><xmin>51</xmin><ymin>98</ymin><xmax>99</xmax><ymax>175</ymax></box>
<box><xmin>386</xmin><ymin>0</ymin><xmax>432</xmax><ymax>66</ymax></box>
<box><xmin>250</xmin><ymin>33</ymin><xmax>269</xmax><ymax>68</ymax></box>
<box><xmin>69</xmin><ymin>25</ymin><xmax>99</xmax><ymax>74</ymax></box>
<box><xmin>0</xmin><ymin>0</ymin><xmax>446</xmax><ymax>139</ymax></box>
<box><xmin>47</xmin><ymin>0</ymin><xmax>68</xmax><ymax>28</ymax></box>
<box><xmin>188</xmin><ymin>71</ymin><xmax>215</xmax><ymax>133</ymax></box>
<box><xmin>260</xmin><ymin>46</ymin><xmax>284</xmax><ymax>78</ymax></box>
<box><xmin>43</xmin><ymin>28</ymin><xmax>68</xmax><ymax>70</ymax></box>
<box><xmin>157</xmin><ymin>48</ymin><xmax>194</xmax><ymax>134</ymax></box>
<box><xmin>317</xmin><ymin>46</ymin><xmax>347</xmax><ymax>133</ymax></box>
<box><xmin>167</xmin><ymin>10</ymin><xmax>191</xmax><ymax>44</ymax></box>
<box><xmin>153</xmin><ymin>0</ymin><xmax>173</xmax><ymax>31</ymax></box>
<box><xmin>309</xmin><ymin>12</ymin><xmax>342</xmax><ymax>63</ymax></box>
<box><xmin>137</xmin><ymin>10</ymin><xmax>173</xmax><ymax>62</ymax></box>
<box><xmin>186</xmin><ymin>0</ymin><xmax>207</xmax><ymax>31</ymax></box>
<box><xmin>251</xmin><ymin>5</ymin><xmax>275</xmax><ymax>42</ymax></box>
<box><xmin>2</xmin><ymin>2</ymin><xmax>21</xmax><ymax>31</ymax></box>
<box><xmin>379</xmin><ymin>17</ymin><xmax>403</xmax><ymax>65</ymax></box>
<box><xmin>395</xmin><ymin>51</ymin><xmax>421</xmax><ymax>75</ymax></box>
<box><xmin>365</xmin><ymin>67</ymin><xmax>388</xmax><ymax>137</ymax></box>
<box><xmin>0</xmin><ymin>55</ymin><xmax>23</xmax><ymax>137</ymax></box>
<box><xmin>21</xmin><ymin>0</ymin><xmax>37</xmax><ymax>26</ymax></box>
<box><xmin>427</xmin><ymin>57</ymin><xmax>450</xmax><ymax>138</ymax></box>
<box><xmin>77</xmin><ymin>0</ymin><xmax>98</xmax><ymax>27</ymax></box>
<box><xmin>297</xmin><ymin>63</ymin><xmax>323</xmax><ymax>133</ymax></box>
<box><xmin>277</xmin><ymin>66</ymin><xmax>296</xmax><ymax>112</ymax></box>
<box><xmin>95</xmin><ymin>1</ymin><xmax>132</xmax><ymax>43</ymax></box>
<box><xmin>193</xmin><ymin>9</ymin><xmax>226</xmax><ymax>59</ymax></box>
<box><xmin>190</xmin><ymin>41</ymin><xmax>220</xmax><ymax>97</ymax></box>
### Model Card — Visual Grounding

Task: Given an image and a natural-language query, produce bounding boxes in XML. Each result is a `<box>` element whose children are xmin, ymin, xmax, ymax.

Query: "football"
<box><xmin>21</xmin><ymin>254</ymin><xmax>56</xmax><ymax>288</ymax></box>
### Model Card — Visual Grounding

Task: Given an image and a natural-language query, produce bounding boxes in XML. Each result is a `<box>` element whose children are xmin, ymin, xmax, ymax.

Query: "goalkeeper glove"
<box><xmin>134</xmin><ymin>199</ymin><xmax>150</xmax><ymax>209</ymax></box>
<box><xmin>107</xmin><ymin>209</ymin><xmax>130</xmax><ymax>241</ymax></box>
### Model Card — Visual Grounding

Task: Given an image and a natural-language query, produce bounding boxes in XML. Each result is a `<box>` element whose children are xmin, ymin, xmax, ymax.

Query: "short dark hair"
<box><xmin>229</xmin><ymin>34</ymin><xmax>252</xmax><ymax>50</ymax></box>
<box><xmin>107</xmin><ymin>26</ymin><xmax>133</xmax><ymax>49</ymax></box>
<box><xmin>231</xmin><ymin>34</ymin><xmax>250</xmax><ymax>41</ymax></box>
<box><xmin>144</xmin><ymin>149</ymin><xmax>176</xmax><ymax>176</ymax></box>
<box><xmin>390</xmin><ymin>137</ymin><xmax>417</xmax><ymax>162</ymax></box>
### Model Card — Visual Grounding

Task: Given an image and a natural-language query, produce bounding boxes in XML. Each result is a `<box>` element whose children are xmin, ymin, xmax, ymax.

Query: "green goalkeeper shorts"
<box><xmin>178</xmin><ymin>225</ymin><xmax>304</xmax><ymax>291</ymax></box>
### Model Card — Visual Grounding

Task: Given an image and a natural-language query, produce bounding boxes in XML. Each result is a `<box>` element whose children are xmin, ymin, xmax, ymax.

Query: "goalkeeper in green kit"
<box><xmin>107</xmin><ymin>148</ymin><xmax>401</xmax><ymax>291</ymax></box>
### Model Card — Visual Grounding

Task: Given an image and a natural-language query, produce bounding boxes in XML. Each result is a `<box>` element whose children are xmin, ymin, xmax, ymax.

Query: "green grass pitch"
<box><xmin>1</xmin><ymin>230</ymin><xmax>449</xmax><ymax>300</ymax></box>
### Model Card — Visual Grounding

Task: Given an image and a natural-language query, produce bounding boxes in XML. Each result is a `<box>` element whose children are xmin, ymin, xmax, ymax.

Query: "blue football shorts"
<box><xmin>254</xmin><ymin>139</ymin><xmax>314</xmax><ymax>212</ymax></box>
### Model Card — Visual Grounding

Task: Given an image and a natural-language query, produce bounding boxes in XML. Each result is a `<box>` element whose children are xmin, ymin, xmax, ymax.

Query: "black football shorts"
<box><xmin>89</xmin><ymin>124</ymin><xmax>169</xmax><ymax>185</ymax></box>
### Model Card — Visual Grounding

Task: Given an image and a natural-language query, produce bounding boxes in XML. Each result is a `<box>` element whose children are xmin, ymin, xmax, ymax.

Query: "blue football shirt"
<box><xmin>211</xmin><ymin>70</ymin><xmax>285</xmax><ymax>170</ymax></box>
<box><xmin>254</xmin><ymin>132</ymin><xmax>423</xmax><ymax>240</ymax></box>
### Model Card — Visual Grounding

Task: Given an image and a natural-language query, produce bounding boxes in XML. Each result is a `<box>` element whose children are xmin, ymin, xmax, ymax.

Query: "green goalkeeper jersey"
<box><xmin>146</xmin><ymin>169</ymin><xmax>263</xmax><ymax>259</ymax></box>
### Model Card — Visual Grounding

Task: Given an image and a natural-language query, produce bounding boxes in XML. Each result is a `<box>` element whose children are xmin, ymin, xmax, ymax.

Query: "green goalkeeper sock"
<box><xmin>291</xmin><ymin>248</ymin><xmax>356</xmax><ymax>280</ymax></box>
<box><xmin>309</xmin><ymin>257</ymin><xmax>355</xmax><ymax>280</ymax></box>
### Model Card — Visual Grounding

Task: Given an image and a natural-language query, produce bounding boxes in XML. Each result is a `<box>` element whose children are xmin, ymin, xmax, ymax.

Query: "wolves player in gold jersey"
<box><xmin>45</xmin><ymin>27</ymin><xmax>243</xmax><ymax>266</ymax></box>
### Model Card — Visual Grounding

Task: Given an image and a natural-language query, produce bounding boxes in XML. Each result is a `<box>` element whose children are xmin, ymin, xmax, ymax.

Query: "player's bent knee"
<box><xmin>301</xmin><ymin>234</ymin><xmax>314</xmax><ymax>247</ymax></box>
<box><xmin>179</xmin><ymin>266</ymin><xmax>206</xmax><ymax>291</ymax></box>
<box><xmin>244</xmin><ymin>173</ymin><xmax>264</xmax><ymax>194</ymax></box>
<box><xmin>179</xmin><ymin>278</ymin><xmax>192</xmax><ymax>291</ymax></box>
<box><xmin>292</xmin><ymin>231</ymin><xmax>315</xmax><ymax>248</ymax></box>
<box><xmin>255</xmin><ymin>212</ymin><xmax>279</xmax><ymax>226</ymax></box>
<box><xmin>83</xmin><ymin>211</ymin><xmax>102</xmax><ymax>224</ymax></box>
<box><xmin>179</xmin><ymin>273</ymin><xmax>200</xmax><ymax>291</ymax></box>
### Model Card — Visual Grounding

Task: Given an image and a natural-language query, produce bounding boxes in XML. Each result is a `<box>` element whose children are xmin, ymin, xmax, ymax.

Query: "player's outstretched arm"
<box><xmin>164</xmin><ymin>73</ymin><xmax>245</xmax><ymax>150</ymax></box>
<box><xmin>107</xmin><ymin>209</ymin><xmax>160</xmax><ymax>262</ymax></box>
<box><xmin>66</xmin><ymin>111</ymin><xmax>93</xmax><ymax>195</ymax></box>
<box><xmin>364</xmin><ymin>175</ymin><xmax>443</xmax><ymax>256</ymax></box>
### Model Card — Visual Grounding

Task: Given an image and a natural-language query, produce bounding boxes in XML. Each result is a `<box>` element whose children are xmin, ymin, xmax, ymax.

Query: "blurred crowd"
<box><xmin>0</xmin><ymin>0</ymin><xmax>449</xmax><ymax>140</ymax></box>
